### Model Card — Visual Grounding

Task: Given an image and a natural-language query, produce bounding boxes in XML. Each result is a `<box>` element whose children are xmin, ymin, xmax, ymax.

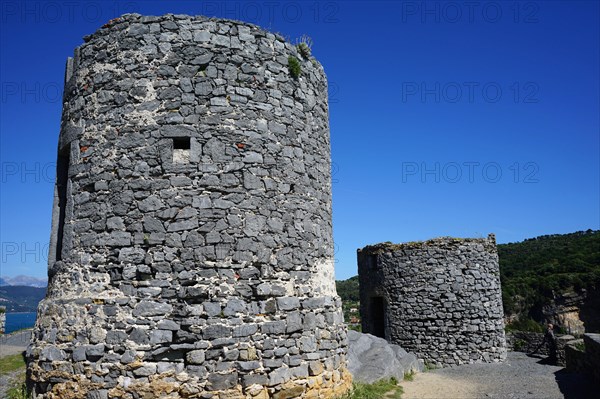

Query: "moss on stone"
<box><xmin>358</xmin><ymin>236</ymin><xmax>495</xmax><ymax>254</ymax></box>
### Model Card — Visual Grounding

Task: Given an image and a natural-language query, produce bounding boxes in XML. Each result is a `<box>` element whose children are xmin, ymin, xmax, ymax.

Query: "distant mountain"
<box><xmin>0</xmin><ymin>275</ymin><xmax>48</xmax><ymax>288</ymax></box>
<box><xmin>0</xmin><ymin>286</ymin><xmax>46</xmax><ymax>312</ymax></box>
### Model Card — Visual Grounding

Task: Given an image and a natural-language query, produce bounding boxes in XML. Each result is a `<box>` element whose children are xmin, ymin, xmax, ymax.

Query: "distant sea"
<box><xmin>5</xmin><ymin>312</ymin><xmax>37</xmax><ymax>333</ymax></box>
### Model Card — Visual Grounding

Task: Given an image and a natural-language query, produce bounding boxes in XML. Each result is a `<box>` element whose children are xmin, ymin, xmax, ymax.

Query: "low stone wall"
<box><xmin>506</xmin><ymin>331</ymin><xmax>574</xmax><ymax>366</ymax></box>
<box><xmin>583</xmin><ymin>333</ymin><xmax>600</xmax><ymax>382</ymax></box>
<box><xmin>565</xmin><ymin>340</ymin><xmax>585</xmax><ymax>373</ymax></box>
<box><xmin>506</xmin><ymin>332</ymin><xmax>547</xmax><ymax>354</ymax></box>
<box><xmin>565</xmin><ymin>334</ymin><xmax>600</xmax><ymax>383</ymax></box>
<box><xmin>0</xmin><ymin>307</ymin><xmax>5</xmax><ymax>334</ymax></box>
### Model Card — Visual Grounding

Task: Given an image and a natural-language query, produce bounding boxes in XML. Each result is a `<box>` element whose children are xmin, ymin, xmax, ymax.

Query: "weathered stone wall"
<box><xmin>566</xmin><ymin>334</ymin><xmax>600</xmax><ymax>382</ymax></box>
<box><xmin>583</xmin><ymin>333</ymin><xmax>600</xmax><ymax>382</ymax></box>
<box><xmin>506</xmin><ymin>331</ymin><xmax>550</xmax><ymax>355</ymax></box>
<box><xmin>506</xmin><ymin>331</ymin><xmax>574</xmax><ymax>366</ymax></box>
<box><xmin>0</xmin><ymin>307</ymin><xmax>5</xmax><ymax>334</ymax></box>
<box><xmin>565</xmin><ymin>339</ymin><xmax>585</xmax><ymax>373</ymax></box>
<box><xmin>358</xmin><ymin>235</ymin><xmax>507</xmax><ymax>367</ymax></box>
<box><xmin>27</xmin><ymin>13</ymin><xmax>350</xmax><ymax>399</ymax></box>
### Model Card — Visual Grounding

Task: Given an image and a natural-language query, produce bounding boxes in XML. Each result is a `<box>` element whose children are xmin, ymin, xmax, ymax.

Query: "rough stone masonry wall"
<box><xmin>583</xmin><ymin>333</ymin><xmax>600</xmax><ymax>382</ymax></box>
<box><xmin>567</xmin><ymin>334</ymin><xmax>600</xmax><ymax>382</ymax></box>
<box><xmin>358</xmin><ymin>235</ymin><xmax>507</xmax><ymax>367</ymax></box>
<box><xmin>0</xmin><ymin>306</ymin><xmax>5</xmax><ymax>334</ymax></box>
<box><xmin>27</xmin><ymin>13</ymin><xmax>351</xmax><ymax>399</ymax></box>
<box><xmin>506</xmin><ymin>331</ymin><xmax>574</xmax><ymax>366</ymax></box>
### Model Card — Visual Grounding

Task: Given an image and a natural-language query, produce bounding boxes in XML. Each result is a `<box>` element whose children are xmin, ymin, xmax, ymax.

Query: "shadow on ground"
<box><xmin>526</xmin><ymin>353</ymin><xmax>596</xmax><ymax>399</ymax></box>
<box><xmin>554</xmin><ymin>369</ymin><xmax>595</xmax><ymax>399</ymax></box>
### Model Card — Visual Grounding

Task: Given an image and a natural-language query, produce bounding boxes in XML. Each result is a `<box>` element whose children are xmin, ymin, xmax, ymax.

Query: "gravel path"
<box><xmin>0</xmin><ymin>329</ymin><xmax>31</xmax><ymax>357</ymax></box>
<box><xmin>399</xmin><ymin>351</ymin><xmax>594</xmax><ymax>399</ymax></box>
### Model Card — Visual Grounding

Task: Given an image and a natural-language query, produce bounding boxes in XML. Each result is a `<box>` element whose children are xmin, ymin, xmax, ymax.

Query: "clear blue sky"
<box><xmin>1</xmin><ymin>1</ymin><xmax>598</xmax><ymax>281</ymax></box>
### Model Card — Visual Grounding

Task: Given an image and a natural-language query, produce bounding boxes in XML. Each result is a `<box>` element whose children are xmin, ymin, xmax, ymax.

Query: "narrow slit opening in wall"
<box><xmin>55</xmin><ymin>149</ymin><xmax>70</xmax><ymax>261</ymax></box>
<box><xmin>370</xmin><ymin>296</ymin><xmax>386</xmax><ymax>339</ymax></box>
<box><xmin>173</xmin><ymin>137</ymin><xmax>191</xmax><ymax>163</ymax></box>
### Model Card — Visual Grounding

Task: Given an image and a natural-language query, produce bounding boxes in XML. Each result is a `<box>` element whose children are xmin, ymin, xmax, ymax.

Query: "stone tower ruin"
<box><xmin>358</xmin><ymin>235</ymin><xmax>507</xmax><ymax>367</ymax></box>
<box><xmin>27</xmin><ymin>13</ymin><xmax>351</xmax><ymax>398</ymax></box>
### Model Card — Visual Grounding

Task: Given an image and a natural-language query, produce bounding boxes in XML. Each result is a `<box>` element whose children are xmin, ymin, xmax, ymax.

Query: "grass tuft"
<box><xmin>0</xmin><ymin>353</ymin><xmax>26</xmax><ymax>376</ymax></box>
<box><xmin>423</xmin><ymin>362</ymin><xmax>438</xmax><ymax>372</ymax></box>
<box><xmin>288</xmin><ymin>56</ymin><xmax>301</xmax><ymax>79</ymax></box>
<box><xmin>1</xmin><ymin>354</ymin><xmax>29</xmax><ymax>399</ymax></box>
<box><xmin>7</xmin><ymin>379</ymin><xmax>29</xmax><ymax>399</ymax></box>
<box><xmin>340</xmin><ymin>377</ymin><xmax>403</xmax><ymax>399</ymax></box>
<box><xmin>295</xmin><ymin>34</ymin><xmax>313</xmax><ymax>58</ymax></box>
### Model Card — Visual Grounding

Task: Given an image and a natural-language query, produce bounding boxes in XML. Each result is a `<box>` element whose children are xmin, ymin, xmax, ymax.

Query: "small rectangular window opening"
<box><xmin>173</xmin><ymin>137</ymin><xmax>191</xmax><ymax>163</ymax></box>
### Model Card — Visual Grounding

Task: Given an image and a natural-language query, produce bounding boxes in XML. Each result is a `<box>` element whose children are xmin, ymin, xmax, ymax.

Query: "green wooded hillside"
<box><xmin>336</xmin><ymin>276</ymin><xmax>360</xmax><ymax>302</ymax></box>
<box><xmin>499</xmin><ymin>229</ymin><xmax>600</xmax><ymax>315</ymax></box>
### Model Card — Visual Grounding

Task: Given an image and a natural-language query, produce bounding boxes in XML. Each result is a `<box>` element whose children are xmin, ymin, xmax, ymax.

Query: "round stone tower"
<box><xmin>27</xmin><ymin>13</ymin><xmax>351</xmax><ymax>398</ymax></box>
<box><xmin>358</xmin><ymin>235</ymin><xmax>507</xmax><ymax>367</ymax></box>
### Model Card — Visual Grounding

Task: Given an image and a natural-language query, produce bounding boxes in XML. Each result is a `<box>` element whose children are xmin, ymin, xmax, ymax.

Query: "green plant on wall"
<box><xmin>513</xmin><ymin>339</ymin><xmax>527</xmax><ymax>351</ymax></box>
<box><xmin>288</xmin><ymin>56</ymin><xmax>301</xmax><ymax>79</ymax></box>
<box><xmin>296</xmin><ymin>35</ymin><xmax>313</xmax><ymax>59</ymax></box>
<box><xmin>573</xmin><ymin>341</ymin><xmax>585</xmax><ymax>352</ymax></box>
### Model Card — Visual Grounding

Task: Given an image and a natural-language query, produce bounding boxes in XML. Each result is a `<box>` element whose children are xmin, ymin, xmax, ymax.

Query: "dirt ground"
<box><xmin>400</xmin><ymin>373</ymin><xmax>479</xmax><ymax>399</ymax></box>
